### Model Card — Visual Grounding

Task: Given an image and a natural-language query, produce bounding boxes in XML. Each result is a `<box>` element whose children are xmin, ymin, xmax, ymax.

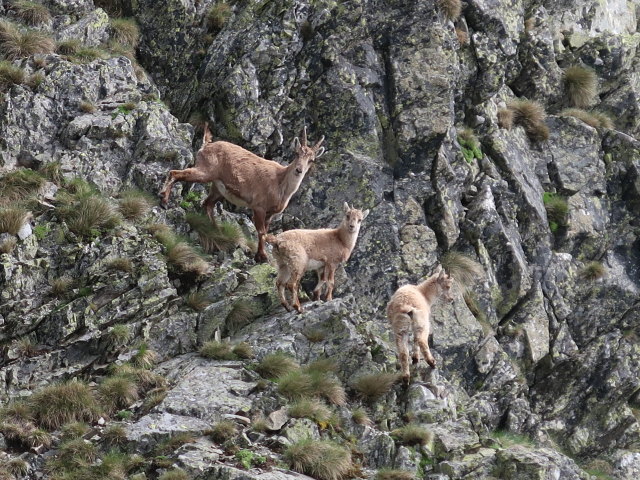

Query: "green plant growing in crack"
<box><xmin>543</xmin><ymin>192</ymin><xmax>568</xmax><ymax>233</ymax></box>
<box><xmin>457</xmin><ymin>128</ymin><xmax>483</xmax><ymax>163</ymax></box>
<box><xmin>235</xmin><ymin>449</ymin><xmax>266</xmax><ymax>470</ymax></box>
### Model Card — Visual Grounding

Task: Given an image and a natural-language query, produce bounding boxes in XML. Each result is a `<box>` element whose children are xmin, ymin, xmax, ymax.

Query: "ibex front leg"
<box><xmin>159</xmin><ymin>168</ymin><xmax>211</xmax><ymax>207</ymax></box>
<box><xmin>252</xmin><ymin>210</ymin><xmax>269</xmax><ymax>263</ymax></box>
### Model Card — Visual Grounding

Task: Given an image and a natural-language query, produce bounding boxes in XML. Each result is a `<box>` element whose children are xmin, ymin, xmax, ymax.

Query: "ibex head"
<box><xmin>291</xmin><ymin>126</ymin><xmax>325</xmax><ymax>177</ymax></box>
<box><xmin>342</xmin><ymin>202</ymin><xmax>370</xmax><ymax>234</ymax></box>
<box><xmin>434</xmin><ymin>265</ymin><xmax>454</xmax><ymax>303</ymax></box>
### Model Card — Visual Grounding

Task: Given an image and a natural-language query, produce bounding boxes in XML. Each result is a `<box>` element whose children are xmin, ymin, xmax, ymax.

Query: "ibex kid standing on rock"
<box><xmin>387</xmin><ymin>265</ymin><xmax>453</xmax><ymax>384</ymax></box>
<box><xmin>159</xmin><ymin>124</ymin><xmax>325</xmax><ymax>262</ymax></box>
<box><xmin>265</xmin><ymin>202</ymin><xmax>369</xmax><ymax>313</ymax></box>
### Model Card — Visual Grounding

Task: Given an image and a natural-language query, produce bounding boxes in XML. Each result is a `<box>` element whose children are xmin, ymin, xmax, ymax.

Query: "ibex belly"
<box><xmin>307</xmin><ymin>259</ymin><xmax>325</xmax><ymax>271</ymax></box>
<box><xmin>214</xmin><ymin>180</ymin><xmax>250</xmax><ymax>208</ymax></box>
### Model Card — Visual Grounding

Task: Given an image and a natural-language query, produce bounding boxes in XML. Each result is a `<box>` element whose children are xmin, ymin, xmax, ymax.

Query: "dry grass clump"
<box><xmin>0</xmin><ymin>457</ymin><xmax>29</xmax><ymax>477</ymax></box>
<box><xmin>560</xmin><ymin>108</ymin><xmax>614</xmax><ymax>129</ymax></box>
<box><xmin>497</xmin><ymin>108</ymin><xmax>514</xmax><ymax>129</ymax></box>
<box><xmin>57</xmin><ymin>38</ymin><xmax>81</xmax><ymax>55</ymax></box>
<box><xmin>289</xmin><ymin>398</ymin><xmax>332</xmax><ymax>423</ymax></box>
<box><xmin>153</xmin><ymin>432</ymin><xmax>196</xmax><ymax>456</ymax></box>
<box><xmin>200</xmin><ymin>340</ymin><xmax>235</xmax><ymax>360</ymax></box>
<box><xmin>232</xmin><ymin>341</ymin><xmax>254</xmax><ymax>359</ymax></box>
<box><xmin>14</xmin><ymin>336</ymin><xmax>38</xmax><ymax>357</ymax></box>
<box><xmin>186</xmin><ymin>212</ymin><xmax>243</xmax><ymax>253</ymax></box>
<box><xmin>392</xmin><ymin>424</ymin><xmax>433</xmax><ymax>446</ymax></box>
<box><xmin>210</xmin><ymin>419</ymin><xmax>236</xmax><ymax>443</ymax></box>
<box><xmin>56</xmin><ymin>183</ymin><xmax>121</xmax><ymax>238</ymax></box>
<box><xmin>441</xmin><ymin>251</ymin><xmax>483</xmax><ymax>291</ymax></box>
<box><xmin>0</xmin><ymin>21</ymin><xmax>55</xmax><ymax>60</ymax></box>
<box><xmin>166</xmin><ymin>242</ymin><xmax>210</xmax><ymax>275</ymax></box>
<box><xmin>0</xmin><ymin>60</ymin><xmax>25</xmax><ymax>91</ymax></box>
<box><xmin>375</xmin><ymin>469</ymin><xmax>414</xmax><ymax>480</ymax></box>
<box><xmin>29</xmin><ymin>381</ymin><xmax>102</xmax><ymax>430</ymax></box>
<box><xmin>98</xmin><ymin>376</ymin><xmax>139</xmax><ymax>412</ymax></box>
<box><xmin>284</xmin><ymin>438</ymin><xmax>353</xmax><ymax>480</ymax></box>
<box><xmin>61</xmin><ymin>421</ymin><xmax>90</xmax><ymax>440</ymax></box>
<box><xmin>106</xmin><ymin>256</ymin><xmax>133</xmax><ymax>274</ymax></box>
<box><xmin>71</xmin><ymin>46</ymin><xmax>105</xmax><ymax>63</ymax></box>
<box><xmin>506</xmin><ymin>99</ymin><xmax>549</xmax><ymax>141</ymax></box>
<box><xmin>255</xmin><ymin>352</ymin><xmax>300</xmax><ymax>378</ymax></box>
<box><xmin>225</xmin><ymin>298</ymin><xmax>261</xmax><ymax>333</ymax></box>
<box><xmin>352</xmin><ymin>372</ymin><xmax>400</xmax><ymax>402</ymax></box>
<box><xmin>50</xmin><ymin>275</ymin><xmax>73</xmax><ymax>296</ymax></box>
<box><xmin>0</xmin><ymin>168</ymin><xmax>46</xmax><ymax>205</ymax></box>
<box><xmin>207</xmin><ymin>2</ymin><xmax>232</xmax><ymax>32</ymax></box>
<box><xmin>130</xmin><ymin>343</ymin><xmax>158</xmax><ymax>369</ymax></box>
<box><xmin>278</xmin><ymin>369</ymin><xmax>346</xmax><ymax>406</ymax></box>
<box><xmin>580</xmin><ymin>261</ymin><xmax>606</xmax><ymax>281</ymax></box>
<box><xmin>159</xmin><ymin>469</ymin><xmax>190</xmax><ymax>480</ymax></box>
<box><xmin>352</xmin><ymin>407</ymin><xmax>373</xmax><ymax>426</ymax></box>
<box><xmin>109</xmin><ymin>363</ymin><xmax>167</xmax><ymax>391</ymax></box>
<box><xmin>564</xmin><ymin>66</ymin><xmax>597</xmax><ymax>108</ymax></box>
<box><xmin>26</xmin><ymin>70</ymin><xmax>44</xmax><ymax>88</ymax></box>
<box><xmin>0</xmin><ymin>207</ymin><xmax>30</xmax><ymax>235</ymax></box>
<box><xmin>78</xmin><ymin>99</ymin><xmax>96</xmax><ymax>113</ymax></box>
<box><xmin>437</xmin><ymin>0</ymin><xmax>461</xmax><ymax>20</ymax></box>
<box><xmin>305</xmin><ymin>358</ymin><xmax>338</xmax><ymax>374</ymax></box>
<box><xmin>118</xmin><ymin>189</ymin><xmax>153</xmax><ymax>220</ymax></box>
<box><xmin>110</xmin><ymin>18</ymin><xmax>140</xmax><ymax>48</ymax></box>
<box><xmin>9</xmin><ymin>0</ymin><xmax>51</xmax><ymax>25</ymax></box>
<box><xmin>0</xmin><ymin>236</ymin><xmax>17</xmax><ymax>254</ymax></box>
<box><xmin>186</xmin><ymin>290</ymin><xmax>211</xmax><ymax>311</ymax></box>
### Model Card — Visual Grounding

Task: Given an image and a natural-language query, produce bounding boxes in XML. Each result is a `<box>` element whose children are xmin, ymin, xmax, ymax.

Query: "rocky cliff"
<box><xmin>1</xmin><ymin>0</ymin><xmax>640</xmax><ymax>479</ymax></box>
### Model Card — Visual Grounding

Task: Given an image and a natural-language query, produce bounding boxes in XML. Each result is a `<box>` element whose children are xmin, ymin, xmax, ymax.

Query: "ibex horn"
<box><xmin>302</xmin><ymin>126</ymin><xmax>308</xmax><ymax>147</ymax></box>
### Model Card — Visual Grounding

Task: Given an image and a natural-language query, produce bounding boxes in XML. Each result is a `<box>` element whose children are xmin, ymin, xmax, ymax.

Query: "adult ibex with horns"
<box><xmin>160</xmin><ymin>124</ymin><xmax>325</xmax><ymax>262</ymax></box>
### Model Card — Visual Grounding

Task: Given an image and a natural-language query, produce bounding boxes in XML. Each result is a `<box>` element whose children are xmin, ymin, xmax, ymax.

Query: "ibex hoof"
<box><xmin>254</xmin><ymin>252</ymin><xmax>268</xmax><ymax>263</ymax></box>
<box><xmin>402</xmin><ymin>375</ymin><xmax>410</xmax><ymax>387</ymax></box>
<box><xmin>412</xmin><ymin>356</ymin><xmax>419</xmax><ymax>365</ymax></box>
<box><xmin>295</xmin><ymin>306</ymin><xmax>304</xmax><ymax>314</ymax></box>
<box><xmin>427</xmin><ymin>359</ymin><xmax>437</xmax><ymax>369</ymax></box>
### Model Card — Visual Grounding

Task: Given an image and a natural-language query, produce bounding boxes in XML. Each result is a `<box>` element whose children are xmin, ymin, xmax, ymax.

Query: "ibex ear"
<box><xmin>203</xmin><ymin>123</ymin><xmax>213</xmax><ymax>144</ymax></box>
<box><xmin>315</xmin><ymin>147</ymin><xmax>326</xmax><ymax>158</ymax></box>
<box><xmin>434</xmin><ymin>264</ymin><xmax>443</xmax><ymax>276</ymax></box>
<box><xmin>362</xmin><ymin>209</ymin><xmax>370</xmax><ymax>219</ymax></box>
<box><xmin>343</xmin><ymin>201</ymin><xmax>350</xmax><ymax>212</ymax></box>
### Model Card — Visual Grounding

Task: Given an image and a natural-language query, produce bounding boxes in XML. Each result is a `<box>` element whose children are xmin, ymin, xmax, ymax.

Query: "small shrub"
<box><xmin>210</xmin><ymin>419</ymin><xmax>236</xmax><ymax>443</ymax></box>
<box><xmin>116</xmin><ymin>410</ymin><xmax>133</xmax><ymax>420</ymax></box>
<box><xmin>0</xmin><ymin>236</ymin><xmax>17</xmax><ymax>254</ymax></box>
<box><xmin>0</xmin><ymin>22</ymin><xmax>55</xmax><ymax>60</ymax></box>
<box><xmin>437</xmin><ymin>0</ymin><xmax>461</xmax><ymax>20</ymax></box>
<box><xmin>232</xmin><ymin>341</ymin><xmax>254</xmax><ymax>359</ymax></box>
<box><xmin>0</xmin><ymin>60</ymin><xmax>25</xmax><ymax>91</ymax></box>
<box><xmin>200</xmin><ymin>341</ymin><xmax>235</xmax><ymax>360</ymax></box>
<box><xmin>78</xmin><ymin>100</ymin><xmax>96</xmax><ymax>113</ymax></box>
<box><xmin>497</xmin><ymin>108</ymin><xmax>514</xmax><ymax>129</ymax></box>
<box><xmin>50</xmin><ymin>275</ymin><xmax>73</xmax><ymax>296</ymax></box>
<box><xmin>61</xmin><ymin>421</ymin><xmax>90</xmax><ymax>440</ymax></box>
<box><xmin>99</xmin><ymin>376</ymin><xmax>139</xmax><ymax>412</ymax></box>
<box><xmin>255</xmin><ymin>352</ymin><xmax>299</xmax><ymax>378</ymax></box>
<box><xmin>207</xmin><ymin>2</ymin><xmax>232</xmax><ymax>32</ymax></box>
<box><xmin>391</xmin><ymin>424</ymin><xmax>433</xmax><ymax>446</ymax></box>
<box><xmin>110</xmin><ymin>18</ymin><xmax>140</xmax><ymax>48</ymax></box>
<box><xmin>375</xmin><ymin>469</ymin><xmax>414</xmax><ymax>480</ymax></box>
<box><xmin>564</xmin><ymin>66</ymin><xmax>597</xmax><ymax>108</ymax></box>
<box><xmin>33</xmin><ymin>224</ymin><xmax>49</xmax><ymax>240</ymax></box>
<box><xmin>352</xmin><ymin>407</ymin><xmax>372</xmax><ymax>426</ymax></box>
<box><xmin>0</xmin><ymin>207</ymin><xmax>30</xmax><ymax>235</ymax></box>
<box><xmin>159</xmin><ymin>469</ymin><xmax>189</xmax><ymax>480</ymax></box>
<box><xmin>441</xmin><ymin>251</ymin><xmax>483</xmax><ymax>291</ymax></box>
<box><xmin>507</xmin><ymin>99</ymin><xmax>549</xmax><ymax>142</ymax></box>
<box><xmin>29</xmin><ymin>381</ymin><xmax>102</xmax><ymax>429</ymax></box>
<box><xmin>57</xmin><ymin>38</ymin><xmax>81</xmax><ymax>55</ymax></box>
<box><xmin>106</xmin><ymin>257</ymin><xmax>133</xmax><ymax>274</ymax></box>
<box><xmin>9</xmin><ymin>0</ymin><xmax>51</xmax><ymax>25</ymax></box>
<box><xmin>352</xmin><ymin>372</ymin><xmax>399</xmax><ymax>401</ymax></box>
<box><xmin>289</xmin><ymin>398</ymin><xmax>332</xmax><ymax>423</ymax></box>
<box><xmin>580</xmin><ymin>261</ymin><xmax>606</xmax><ymax>281</ymax></box>
<box><xmin>118</xmin><ymin>189</ymin><xmax>153</xmax><ymax>220</ymax></box>
<box><xmin>186</xmin><ymin>291</ymin><xmax>211</xmax><ymax>311</ymax></box>
<box><xmin>543</xmin><ymin>192</ymin><xmax>568</xmax><ymax>232</ymax></box>
<box><xmin>284</xmin><ymin>438</ymin><xmax>353</xmax><ymax>480</ymax></box>
<box><xmin>130</xmin><ymin>343</ymin><xmax>158</xmax><ymax>369</ymax></box>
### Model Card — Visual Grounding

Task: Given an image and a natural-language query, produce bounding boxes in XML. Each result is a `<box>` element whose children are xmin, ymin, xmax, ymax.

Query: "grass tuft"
<box><xmin>232</xmin><ymin>341</ymin><xmax>254</xmax><ymax>359</ymax></box>
<box><xmin>210</xmin><ymin>419</ymin><xmax>236</xmax><ymax>443</ymax></box>
<box><xmin>0</xmin><ymin>236</ymin><xmax>17</xmax><ymax>254</ymax></box>
<box><xmin>2</xmin><ymin>457</ymin><xmax>29</xmax><ymax>476</ymax></box>
<box><xmin>103</xmin><ymin>424</ymin><xmax>128</xmax><ymax>446</ymax></box>
<box><xmin>106</xmin><ymin>256</ymin><xmax>133</xmax><ymax>273</ymax></box>
<box><xmin>14</xmin><ymin>336</ymin><xmax>38</xmax><ymax>357</ymax></box>
<box><xmin>99</xmin><ymin>376</ymin><xmax>139</xmax><ymax>412</ymax></box>
<box><xmin>375</xmin><ymin>469</ymin><xmax>414</xmax><ymax>480</ymax></box>
<box><xmin>153</xmin><ymin>432</ymin><xmax>195</xmax><ymax>456</ymax></box>
<box><xmin>255</xmin><ymin>352</ymin><xmax>299</xmax><ymax>379</ymax></box>
<box><xmin>9</xmin><ymin>0</ymin><xmax>51</xmax><ymax>25</ymax></box>
<box><xmin>580</xmin><ymin>261</ymin><xmax>606</xmax><ymax>281</ymax></box>
<box><xmin>50</xmin><ymin>275</ymin><xmax>73</xmax><ymax>296</ymax></box>
<box><xmin>186</xmin><ymin>212</ymin><xmax>243</xmax><ymax>253</ymax></box>
<box><xmin>159</xmin><ymin>469</ymin><xmax>189</xmax><ymax>480</ymax></box>
<box><xmin>352</xmin><ymin>372</ymin><xmax>400</xmax><ymax>401</ymax></box>
<box><xmin>391</xmin><ymin>424</ymin><xmax>433</xmax><ymax>446</ymax></box>
<box><xmin>289</xmin><ymin>398</ymin><xmax>332</xmax><ymax>423</ymax></box>
<box><xmin>0</xmin><ymin>168</ymin><xmax>46</xmax><ymax>205</ymax></box>
<box><xmin>507</xmin><ymin>99</ymin><xmax>549</xmax><ymax>142</ymax></box>
<box><xmin>57</xmin><ymin>38</ymin><xmax>81</xmax><ymax>55</ymax></box>
<box><xmin>110</xmin><ymin>18</ymin><xmax>140</xmax><ymax>48</ymax></box>
<box><xmin>185</xmin><ymin>291</ymin><xmax>211</xmax><ymax>311</ymax></box>
<box><xmin>0</xmin><ymin>21</ymin><xmax>55</xmax><ymax>60</ymax></box>
<box><xmin>284</xmin><ymin>438</ymin><xmax>353</xmax><ymax>480</ymax></box>
<box><xmin>437</xmin><ymin>0</ymin><xmax>461</xmax><ymax>20</ymax></box>
<box><xmin>441</xmin><ymin>251</ymin><xmax>483</xmax><ymax>291</ymax></box>
<box><xmin>29</xmin><ymin>381</ymin><xmax>102</xmax><ymax>430</ymax></box>
<box><xmin>57</xmin><ymin>188</ymin><xmax>120</xmax><ymax>238</ymax></box>
<box><xmin>225</xmin><ymin>298</ymin><xmax>261</xmax><ymax>333</ymax></box>
<box><xmin>118</xmin><ymin>189</ymin><xmax>153</xmax><ymax>220</ymax></box>
<box><xmin>199</xmin><ymin>341</ymin><xmax>235</xmax><ymax>360</ymax></box>
<box><xmin>352</xmin><ymin>407</ymin><xmax>372</xmax><ymax>426</ymax></box>
<box><xmin>0</xmin><ymin>207</ymin><xmax>30</xmax><ymax>235</ymax></box>
<box><xmin>130</xmin><ymin>343</ymin><xmax>158</xmax><ymax>369</ymax></box>
<box><xmin>543</xmin><ymin>192</ymin><xmax>568</xmax><ymax>232</ymax></box>
<box><xmin>560</xmin><ymin>108</ymin><xmax>613</xmax><ymax>129</ymax></box>
<box><xmin>207</xmin><ymin>2</ymin><xmax>232</xmax><ymax>32</ymax></box>
<box><xmin>0</xmin><ymin>60</ymin><xmax>25</xmax><ymax>91</ymax></box>
<box><xmin>497</xmin><ymin>108</ymin><xmax>514</xmax><ymax>129</ymax></box>
<box><xmin>61</xmin><ymin>421</ymin><xmax>90</xmax><ymax>440</ymax></box>
<box><xmin>166</xmin><ymin>242</ymin><xmax>210</xmax><ymax>275</ymax></box>
<box><xmin>564</xmin><ymin>66</ymin><xmax>597</xmax><ymax>108</ymax></box>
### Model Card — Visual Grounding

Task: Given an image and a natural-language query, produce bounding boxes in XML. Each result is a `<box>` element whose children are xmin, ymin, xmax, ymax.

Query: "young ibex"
<box><xmin>159</xmin><ymin>124</ymin><xmax>325</xmax><ymax>262</ymax></box>
<box><xmin>386</xmin><ymin>266</ymin><xmax>453</xmax><ymax>384</ymax></box>
<box><xmin>264</xmin><ymin>202</ymin><xmax>370</xmax><ymax>313</ymax></box>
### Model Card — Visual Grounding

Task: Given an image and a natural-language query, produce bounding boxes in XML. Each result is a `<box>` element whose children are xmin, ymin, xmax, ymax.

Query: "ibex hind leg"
<box><xmin>203</xmin><ymin>184</ymin><xmax>223</xmax><ymax>225</ymax></box>
<box><xmin>276</xmin><ymin>266</ymin><xmax>292</xmax><ymax>311</ymax></box>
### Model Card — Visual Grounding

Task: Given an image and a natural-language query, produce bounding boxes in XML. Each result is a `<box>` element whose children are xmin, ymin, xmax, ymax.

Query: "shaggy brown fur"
<box><xmin>160</xmin><ymin>124</ymin><xmax>325</xmax><ymax>262</ymax></box>
<box><xmin>387</xmin><ymin>266</ymin><xmax>453</xmax><ymax>384</ymax></box>
<box><xmin>265</xmin><ymin>203</ymin><xmax>369</xmax><ymax>313</ymax></box>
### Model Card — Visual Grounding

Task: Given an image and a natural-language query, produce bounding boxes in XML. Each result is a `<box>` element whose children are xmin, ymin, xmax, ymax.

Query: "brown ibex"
<box><xmin>264</xmin><ymin>202</ymin><xmax>369</xmax><ymax>313</ymax></box>
<box><xmin>159</xmin><ymin>125</ymin><xmax>325</xmax><ymax>262</ymax></box>
<box><xmin>386</xmin><ymin>266</ymin><xmax>453</xmax><ymax>384</ymax></box>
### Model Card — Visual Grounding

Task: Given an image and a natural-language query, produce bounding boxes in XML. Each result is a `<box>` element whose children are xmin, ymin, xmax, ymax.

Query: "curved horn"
<box><xmin>203</xmin><ymin>122</ymin><xmax>213</xmax><ymax>144</ymax></box>
<box><xmin>343</xmin><ymin>201</ymin><xmax>350</xmax><ymax>212</ymax></box>
<box><xmin>313</xmin><ymin>135</ymin><xmax>325</xmax><ymax>150</ymax></box>
<box><xmin>301</xmin><ymin>126</ymin><xmax>308</xmax><ymax>147</ymax></box>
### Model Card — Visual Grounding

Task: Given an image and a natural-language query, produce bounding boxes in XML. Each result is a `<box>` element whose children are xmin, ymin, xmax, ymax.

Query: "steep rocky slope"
<box><xmin>1</xmin><ymin>0</ymin><xmax>640</xmax><ymax>479</ymax></box>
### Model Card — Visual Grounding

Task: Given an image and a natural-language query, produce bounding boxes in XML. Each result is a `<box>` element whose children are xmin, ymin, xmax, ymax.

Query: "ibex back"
<box><xmin>159</xmin><ymin>124</ymin><xmax>325</xmax><ymax>262</ymax></box>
